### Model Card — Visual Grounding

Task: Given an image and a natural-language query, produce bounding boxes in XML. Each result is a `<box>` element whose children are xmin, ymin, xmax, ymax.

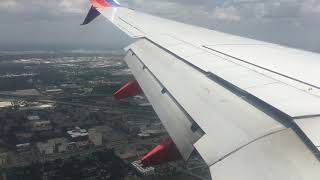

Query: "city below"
<box><xmin>0</xmin><ymin>51</ymin><xmax>210</xmax><ymax>180</ymax></box>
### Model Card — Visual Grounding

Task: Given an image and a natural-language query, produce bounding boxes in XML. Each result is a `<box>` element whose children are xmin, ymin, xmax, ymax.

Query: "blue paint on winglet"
<box><xmin>81</xmin><ymin>6</ymin><xmax>101</xmax><ymax>25</ymax></box>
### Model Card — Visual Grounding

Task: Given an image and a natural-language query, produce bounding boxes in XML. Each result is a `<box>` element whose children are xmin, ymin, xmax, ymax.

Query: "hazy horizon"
<box><xmin>1</xmin><ymin>0</ymin><xmax>320</xmax><ymax>53</ymax></box>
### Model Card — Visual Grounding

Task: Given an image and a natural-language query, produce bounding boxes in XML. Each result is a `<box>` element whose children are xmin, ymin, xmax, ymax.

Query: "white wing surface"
<box><xmin>82</xmin><ymin>2</ymin><xmax>320</xmax><ymax>179</ymax></box>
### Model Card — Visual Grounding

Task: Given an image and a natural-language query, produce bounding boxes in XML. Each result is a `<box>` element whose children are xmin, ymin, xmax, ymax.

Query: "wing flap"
<box><xmin>295</xmin><ymin>117</ymin><xmax>320</xmax><ymax>151</ymax></box>
<box><xmin>124</xmin><ymin>45</ymin><xmax>202</xmax><ymax>159</ymax></box>
<box><xmin>210</xmin><ymin>129</ymin><xmax>320</xmax><ymax>180</ymax></box>
<box><xmin>246</xmin><ymin>83</ymin><xmax>320</xmax><ymax>117</ymax></box>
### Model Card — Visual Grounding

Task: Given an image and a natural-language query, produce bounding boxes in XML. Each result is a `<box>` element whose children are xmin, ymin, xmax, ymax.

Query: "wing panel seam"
<box><xmin>203</xmin><ymin>45</ymin><xmax>320</xmax><ymax>90</ymax></box>
<box><xmin>209</xmin><ymin>128</ymin><xmax>288</xmax><ymax>166</ymax></box>
<box><xmin>118</xmin><ymin>17</ymin><xmax>145</xmax><ymax>35</ymax></box>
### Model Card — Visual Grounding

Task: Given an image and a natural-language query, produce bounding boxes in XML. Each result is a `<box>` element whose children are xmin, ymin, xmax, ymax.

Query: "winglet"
<box><xmin>81</xmin><ymin>0</ymin><xmax>121</xmax><ymax>25</ymax></box>
<box><xmin>81</xmin><ymin>6</ymin><xmax>101</xmax><ymax>25</ymax></box>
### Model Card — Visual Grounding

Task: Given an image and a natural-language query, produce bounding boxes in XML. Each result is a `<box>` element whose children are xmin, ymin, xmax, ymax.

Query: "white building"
<box><xmin>27</xmin><ymin>115</ymin><xmax>40</xmax><ymax>121</ymax></box>
<box><xmin>45</xmin><ymin>89</ymin><xmax>62</xmax><ymax>93</ymax></box>
<box><xmin>67</xmin><ymin>127</ymin><xmax>88</xmax><ymax>139</ymax></box>
<box><xmin>16</xmin><ymin>143</ymin><xmax>31</xmax><ymax>152</ymax></box>
<box><xmin>0</xmin><ymin>101</ymin><xmax>12</xmax><ymax>108</ymax></box>
<box><xmin>131</xmin><ymin>160</ymin><xmax>155</xmax><ymax>176</ymax></box>
<box><xmin>20</xmin><ymin>103</ymin><xmax>54</xmax><ymax>110</ymax></box>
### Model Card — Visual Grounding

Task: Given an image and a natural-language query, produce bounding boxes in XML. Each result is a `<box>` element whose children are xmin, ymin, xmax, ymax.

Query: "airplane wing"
<box><xmin>82</xmin><ymin>1</ymin><xmax>320</xmax><ymax>179</ymax></box>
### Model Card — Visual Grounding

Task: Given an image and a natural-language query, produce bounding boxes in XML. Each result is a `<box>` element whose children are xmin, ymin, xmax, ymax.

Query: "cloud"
<box><xmin>211</xmin><ymin>0</ymin><xmax>320</xmax><ymax>22</ymax></box>
<box><xmin>59</xmin><ymin>0</ymin><xmax>88</xmax><ymax>14</ymax></box>
<box><xmin>121</xmin><ymin>0</ymin><xmax>320</xmax><ymax>25</ymax></box>
<box><xmin>3</xmin><ymin>0</ymin><xmax>318</xmax><ymax>23</ymax></box>
<box><xmin>0</xmin><ymin>0</ymin><xmax>22</xmax><ymax>11</ymax></box>
<box><xmin>301</xmin><ymin>0</ymin><xmax>320</xmax><ymax>14</ymax></box>
<box><xmin>0</xmin><ymin>0</ymin><xmax>320</xmax><ymax>52</ymax></box>
<box><xmin>213</xmin><ymin>6</ymin><xmax>241</xmax><ymax>21</ymax></box>
<box><xmin>2</xmin><ymin>0</ymin><xmax>320</xmax><ymax>21</ymax></box>
<box><xmin>0</xmin><ymin>0</ymin><xmax>90</xmax><ymax>16</ymax></box>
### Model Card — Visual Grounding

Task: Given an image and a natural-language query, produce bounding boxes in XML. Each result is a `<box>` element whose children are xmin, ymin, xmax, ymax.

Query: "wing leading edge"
<box><xmin>81</xmin><ymin>1</ymin><xmax>320</xmax><ymax>180</ymax></box>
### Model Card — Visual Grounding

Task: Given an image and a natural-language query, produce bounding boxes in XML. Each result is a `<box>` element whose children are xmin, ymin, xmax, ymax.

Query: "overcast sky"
<box><xmin>1</xmin><ymin>0</ymin><xmax>320</xmax><ymax>52</ymax></box>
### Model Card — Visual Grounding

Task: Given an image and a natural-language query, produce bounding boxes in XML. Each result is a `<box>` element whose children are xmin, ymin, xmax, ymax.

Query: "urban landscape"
<box><xmin>0</xmin><ymin>51</ymin><xmax>210</xmax><ymax>180</ymax></box>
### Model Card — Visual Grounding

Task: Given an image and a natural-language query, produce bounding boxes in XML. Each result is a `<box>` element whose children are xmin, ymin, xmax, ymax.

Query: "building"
<box><xmin>138</xmin><ymin>129</ymin><xmax>165</xmax><ymax>139</ymax></box>
<box><xmin>27</xmin><ymin>115</ymin><xmax>40</xmax><ymax>121</ymax></box>
<box><xmin>15</xmin><ymin>132</ymin><xmax>33</xmax><ymax>142</ymax></box>
<box><xmin>0</xmin><ymin>101</ymin><xmax>12</xmax><ymax>109</ymax></box>
<box><xmin>0</xmin><ymin>153</ymin><xmax>8</xmax><ymax>167</ymax></box>
<box><xmin>37</xmin><ymin>142</ymin><xmax>54</xmax><ymax>155</ymax></box>
<box><xmin>32</xmin><ymin>121</ymin><xmax>52</xmax><ymax>131</ymax></box>
<box><xmin>16</xmin><ymin>143</ymin><xmax>30</xmax><ymax>152</ymax></box>
<box><xmin>116</xmin><ymin>120</ymin><xmax>146</xmax><ymax>134</ymax></box>
<box><xmin>131</xmin><ymin>160</ymin><xmax>155</xmax><ymax>176</ymax></box>
<box><xmin>45</xmin><ymin>89</ymin><xmax>62</xmax><ymax>93</ymax></box>
<box><xmin>48</xmin><ymin>138</ymin><xmax>68</xmax><ymax>153</ymax></box>
<box><xmin>67</xmin><ymin>127</ymin><xmax>89</xmax><ymax>141</ymax></box>
<box><xmin>20</xmin><ymin>103</ymin><xmax>54</xmax><ymax>110</ymax></box>
<box><xmin>45</xmin><ymin>88</ymin><xmax>63</xmax><ymax>96</ymax></box>
<box><xmin>88</xmin><ymin>128</ymin><xmax>103</xmax><ymax>146</ymax></box>
<box><xmin>37</xmin><ymin>138</ymin><xmax>68</xmax><ymax>155</ymax></box>
<box><xmin>137</xmin><ymin>132</ymin><xmax>151</xmax><ymax>139</ymax></box>
<box><xmin>67</xmin><ymin>127</ymin><xmax>91</xmax><ymax>150</ymax></box>
<box><xmin>66</xmin><ymin>142</ymin><xmax>77</xmax><ymax>151</ymax></box>
<box><xmin>75</xmin><ymin>141</ymin><xmax>90</xmax><ymax>150</ymax></box>
<box><xmin>65</xmin><ymin>141</ymin><xmax>90</xmax><ymax>151</ymax></box>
